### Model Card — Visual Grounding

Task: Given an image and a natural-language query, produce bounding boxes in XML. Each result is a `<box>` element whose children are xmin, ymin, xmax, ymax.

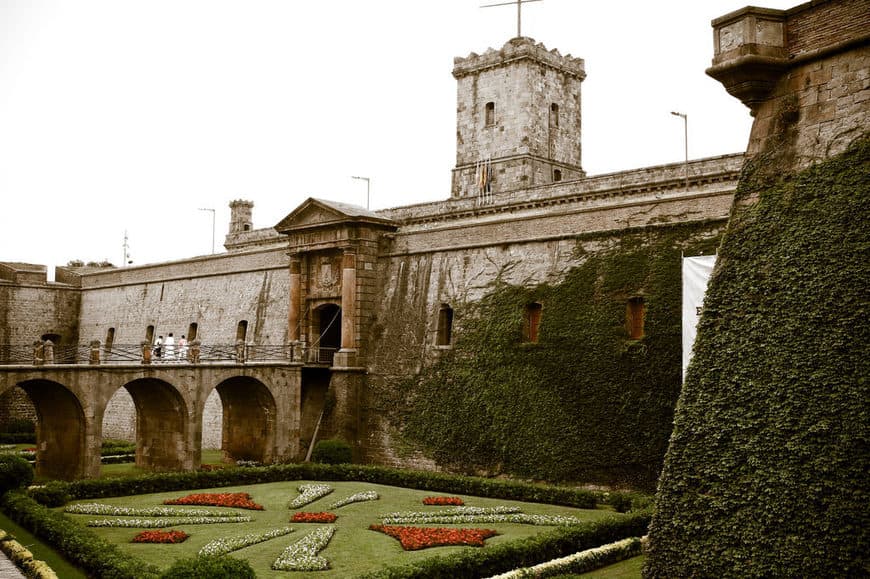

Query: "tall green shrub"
<box><xmin>645</xmin><ymin>138</ymin><xmax>870</xmax><ymax>576</ymax></box>
<box><xmin>311</xmin><ymin>439</ymin><xmax>353</xmax><ymax>464</ymax></box>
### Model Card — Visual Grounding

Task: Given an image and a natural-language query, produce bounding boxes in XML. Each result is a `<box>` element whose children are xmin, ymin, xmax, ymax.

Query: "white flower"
<box><xmin>199</xmin><ymin>526</ymin><xmax>294</xmax><ymax>557</ymax></box>
<box><xmin>288</xmin><ymin>484</ymin><xmax>334</xmax><ymax>509</ymax></box>
<box><xmin>378</xmin><ymin>506</ymin><xmax>582</xmax><ymax>526</ymax></box>
<box><xmin>66</xmin><ymin>503</ymin><xmax>243</xmax><ymax>518</ymax></box>
<box><xmin>272</xmin><ymin>526</ymin><xmax>335</xmax><ymax>571</ymax></box>
<box><xmin>86</xmin><ymin>515</ymin><xmax>252</xmax><ymax>527</ymax></box>
<box><xmin>328</xmin><ymin>490</ymin><xmax>379</xmax><ymax>509</ymax></box>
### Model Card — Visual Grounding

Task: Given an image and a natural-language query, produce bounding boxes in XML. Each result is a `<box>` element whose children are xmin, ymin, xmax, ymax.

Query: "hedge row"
<box><xmin>1</xmin><ymin>491</ymin><xmax>161</xmax><ymax>579</ymax></box>
<box><xmin>357</xmin><ymin>511</ymin><xmax>651</xmax><ymax>578</ymax></box>
<box><xmin>0</xmin><ymin>529</ymin><xmax>58</xmax><ymax>579</ymax></box>
<box><xmin>40</xmin><ymin>463</ymin><xmax>600</xmax><ymax>509</ymax></box>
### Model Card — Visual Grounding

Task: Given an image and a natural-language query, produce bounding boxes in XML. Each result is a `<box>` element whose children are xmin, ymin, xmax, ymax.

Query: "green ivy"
<box><xmin>645</xmin><ymin>137</ymin><xmax>870</xmax><ymax>576</ymax></box>
<box><xmin>399</xmin><ymin>222</ymin><xmax>723</xmax><ymax>490</ymax></box>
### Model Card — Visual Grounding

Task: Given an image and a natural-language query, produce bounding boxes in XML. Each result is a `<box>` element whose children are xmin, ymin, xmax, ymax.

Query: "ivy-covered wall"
<box><xmin>366</xmin><ymin>222</ymin><xmax>723</xmax><ymax>490</ymax></box>
<box><xmin>644</xmin><ymin>137</ymin><xmax>869</xmax><ymax>576</ymax></box>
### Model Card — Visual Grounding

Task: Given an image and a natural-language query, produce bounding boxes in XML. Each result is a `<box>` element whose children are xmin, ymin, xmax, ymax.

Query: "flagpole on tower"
<box><xmin>480</xmin><ymin>0</ymin><xmax>543</xmax><ymax>38</ymax></box>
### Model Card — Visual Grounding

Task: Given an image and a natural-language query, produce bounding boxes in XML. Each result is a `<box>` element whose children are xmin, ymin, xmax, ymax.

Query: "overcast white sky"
<box><xmin>1</xmin><ymin>0</ymin><xmax>798</xmax><ymax>271</ymax></box>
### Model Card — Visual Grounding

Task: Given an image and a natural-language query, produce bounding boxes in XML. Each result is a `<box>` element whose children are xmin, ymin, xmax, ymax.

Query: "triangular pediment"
<box><xmin>275</xmin><ymin>198</ymin><xmax>395</xmax><ymax>234</ymax></box>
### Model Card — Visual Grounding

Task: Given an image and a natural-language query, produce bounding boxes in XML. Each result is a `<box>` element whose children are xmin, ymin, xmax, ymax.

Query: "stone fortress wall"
<box><xmin>4</xmin><ymin>19</ymin><xmax>813</xmax><ymax>472</ymax></box>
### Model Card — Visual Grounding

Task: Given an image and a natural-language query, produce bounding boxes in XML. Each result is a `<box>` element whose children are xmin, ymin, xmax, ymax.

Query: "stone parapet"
<box><xmin>78</xmin><ymin>246</ymin><xmax>288</xmax><ymax>290</ymax></box>
<box><xmin>383</xmin><ymin>154</ymin><xmax>744</xmax><ymax>225</ymax></box>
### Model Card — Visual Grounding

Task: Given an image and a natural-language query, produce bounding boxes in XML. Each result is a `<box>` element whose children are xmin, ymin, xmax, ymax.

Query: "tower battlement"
<box><xmin>452</xmin><ymin>37</ymin><xmax>585</xmax><ymax>80</ymax></box>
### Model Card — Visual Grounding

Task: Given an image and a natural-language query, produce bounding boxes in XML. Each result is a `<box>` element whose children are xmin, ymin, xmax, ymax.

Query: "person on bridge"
<box><xmin>154</xmin><ymin>335</ymin><xmax>163</xmax><ymax>359</ymax></box>
<box><xmin>164</xmin><ymin>333</ymin><xmax>175</xmax><ymax>359</ymax></box>
<box><xmin>177</xmin><ymin>335</ymin><xmax>188</xmax><ymax>361</ymax></box>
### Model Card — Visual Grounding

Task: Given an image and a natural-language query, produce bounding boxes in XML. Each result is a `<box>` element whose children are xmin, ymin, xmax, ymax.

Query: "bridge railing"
<box><xmin>0</xmin><ymin>342</ymin><xmax>320</xmax><ymax>366</ymax></box>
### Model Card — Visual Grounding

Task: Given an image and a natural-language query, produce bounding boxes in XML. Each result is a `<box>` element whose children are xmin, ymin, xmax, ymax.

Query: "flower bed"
<box><xmin>423</xmin><ymin>496</ymin><xmax>464</xmax><ymax>506</ymax></box>
<box><xmin>369</xmin><ymin>525</ymin><xmax>498</xmax><ymax>551</ymax></box>
<box><xmin>87</xmin><ymin>515</ymin><xmax>251</xmax><ymax>527</ymax></box>
<box><xmin>66</xmin><ymin>503</ymin><xmax>243</xmax><ymax>517</ymax></box>
<box><xmin>379</xmin><ymin>506</ymin><xmax>583</xmax><ymax>526</ymax></box>
<box><xmin>131</xmin><ymin>530</ymin><xmax>189</xmax><ymax>544</ymax></box>
<box><xmin>164</xmin><ymin>492</ymin><xmax>263</xmax><ymax>510</ymax></box>
<box><xmin>328</xmin><ymin>490</ymin><xmax>378</xmax><ymax>509</ymax></box>
<box><xmin>272</xmin><ymin>525</ymin><xmax>335</xmax><ymax>572</ymax></box>
<box><xmin>199</xmin><ymin>526</ymin><xmax>294</xmax><ymax>557</ymax></box>
<box><xmin>291</xmin><ymin>512</ymin><xmax>337</xmax><ymax>523</ymax></box>
<box><xmin>288</xmin><ymin>484</ymin><xmax>333</xmax><ymax>509</ymax></box>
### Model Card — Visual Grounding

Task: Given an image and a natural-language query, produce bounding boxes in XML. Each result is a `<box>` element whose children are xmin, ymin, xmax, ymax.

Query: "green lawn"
<box><xmin>63</xmin><ymin>479</ymin><xmax>622</xmax><ymax>578</ymax></box>
<box><xmin>578</xmin><ymin>555</ymin><xmax>644</xmax><ymax>577</ymax></box>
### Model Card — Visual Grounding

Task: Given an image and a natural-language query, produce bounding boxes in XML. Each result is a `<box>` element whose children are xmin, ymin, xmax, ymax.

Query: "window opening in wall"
<box><xmin>236</xmin><ymin>320</ymin><xmax>248</xmax><ymax>342</ymax></box>
<box><xmin>627</xmin><ymin>297</ymin><xmax>646</xmax><ymax>340</ymax></box>
<box><xmin>553</xmin><ymin>169</ymin><xmax>562</xmax><ymax>182</ymax></box>
<box><xmin>436</xmin><ymin>304</ymin><xmax>454</xmax><ymax>346</ymax></box>
<box><xmin>145</xmin><ymin>325</ymin><xmax>155</xmax><ymax>344</ymax></box>
<box><xmin>243</xmin><ymin>224</ymin><xmax>251</xmax><ymax>231</ymax></box>
<box><xmin>187</xmin><ymin>323</ymin><xmax>198</xmax><ymax>342</ymax></box>
<box><xmin>105</xmin><ymin>328</ymin><xmax>115</xmax><ymax>351</ymax></box>
<box><xmin>522</xmin><ymin>302</ymin><xmax>543</xmax><ymax>343</ymax></box>
<box><xmin>40</xmin><ymin>333</ymin><xmax>61</xmax><ymax>344</ymax></box>
<box><xmin>485</xmin><ymin>101</ymin><xmax>495</xmax><ymax>126</ymax></box>
<box><xmin>550</xmin><ymin>103</ymin><xmax>559</xmax><ymax>127</ymax></box>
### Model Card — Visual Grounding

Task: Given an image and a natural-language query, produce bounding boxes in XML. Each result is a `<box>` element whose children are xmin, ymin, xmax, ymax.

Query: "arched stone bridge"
<box><xmin>0</xmin><ymin>363</ymin><xmax>303</xmax><ymax>479</ymax></box>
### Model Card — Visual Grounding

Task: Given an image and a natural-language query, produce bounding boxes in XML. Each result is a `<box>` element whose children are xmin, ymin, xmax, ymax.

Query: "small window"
<box><xmin>236</xmin><ymin>320</ymin><xmax>248</xmax><ymax>342</ymax></box>
<box><xmin>187</xmin><ymin>322</ymin><xmax>198</xmax><ymax>342</ymax></box>
<box><xmin>553</xmin><ymin>169</ymin><xmax>562</xmax><ymax>182</ymax></box>
<box><xmin>105</xmin><ymin>328</ymin><xmax>115</xmax><ymax>351</ymax></box>
<box><xmin>627</xmin><ymin>297</ymin><xmax>645</xmax><ymax>340</ymax></box>
<box><xmin>243</xmin><ymin>224</ymin><xmax>251</xmax><ymax>231</ymax></box>
<box><xmin>145</xmin><ymin>325</ymin><xmax>155</xmax><ymax>344</ymax></box>
<box><xmin>436</xmin><ymin>304</ymin><xmax>454</xmax><ymax>346</ymax></box>
<box><xmin>485</xmin><ymin>101</ymin><xmax>495</xmax><ymax>126</ymax></box>
<box><xmin>550</xmin><ymin>103</ymin><xmax>559</xmax><ymax>127</ymax></box>
<box><xmin>522</xmin><ymin>303</ymin><xmax>543</xmax><ymax>343</ymax></box>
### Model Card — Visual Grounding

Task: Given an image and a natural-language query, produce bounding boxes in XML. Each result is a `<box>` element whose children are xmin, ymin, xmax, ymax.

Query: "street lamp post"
<box><xmin>670</xmin><ymin>111</ymin><xmax>688</xmax><ymax>192</ymax></box>
<box><xmin>198</xmin><ymin>208</ymin><xmax>215</xmax><ymax>254</ymax></box>
<box><xmin>351</xmin><ymin>176</ymin><xmax>370</xmax><ymax>210</ymax></box>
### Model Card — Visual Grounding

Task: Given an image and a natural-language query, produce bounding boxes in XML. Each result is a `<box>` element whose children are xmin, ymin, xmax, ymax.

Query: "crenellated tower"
<box><xmin>451</xmin><ymin>37</ymin><xmax>586</xmax><ymax>199</ymax></box>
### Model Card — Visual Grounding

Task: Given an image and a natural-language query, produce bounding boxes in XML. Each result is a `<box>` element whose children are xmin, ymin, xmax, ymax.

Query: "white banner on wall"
<box><xmin>682</xmin><ymin>254</ymin><xmax>717</xmax><ymax>381</ymax></box>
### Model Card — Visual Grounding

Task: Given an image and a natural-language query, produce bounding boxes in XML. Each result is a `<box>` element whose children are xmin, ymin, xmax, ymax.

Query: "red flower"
<box><xmin>132</xmin><ymin>530</ymin><xmax>189</xmax><ymax>544</ymax></box>
<box><xmin>369</xmin><ymin>525</ymin><xmax>498</xmax><ymax>550</ymax></box>
<box><xmin>291</xmin><ymin>511</ymin><xmax>337</xmax><ymax>523</ymax></box>
<box><xmin>163</xmin><ymin>492</ymin><xmax>264</xmax><ymax>510</ymax></box>
<box><xmin>422</xmin><ymin>496</ymin><xmax>464</xmax><ymax>506</ymax></box>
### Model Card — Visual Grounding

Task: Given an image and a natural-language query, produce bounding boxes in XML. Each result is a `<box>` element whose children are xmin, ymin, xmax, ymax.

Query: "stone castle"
<box><xmin>0</xmin><ymin>0</ymin><xmax>865</xmax><ymax>486</ymax></box>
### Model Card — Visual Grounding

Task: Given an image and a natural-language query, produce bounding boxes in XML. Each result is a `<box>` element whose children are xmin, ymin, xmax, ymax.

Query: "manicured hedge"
<box><xmin>358</xmin><ymin>511</ymin><xmax>651</xmax><ymax>578</ymax></box>
<box><xmin>646</xmin><ymin>138</ymin><xmax>870</xmax><ymax>576</ymax></box>
<box><xmin>1</xmin><ymin>491</ymin><xmax>161</xmax><ymax>579</ymax></box>
<box><xmin>35</xmin><ymin>463</ymin><xmax>599</xmax><ymax>509</ymax></box>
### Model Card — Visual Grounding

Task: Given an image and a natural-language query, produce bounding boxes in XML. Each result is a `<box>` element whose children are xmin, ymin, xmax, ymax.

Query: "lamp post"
<box><xmin>351</xmin><ymin>176</ymin><xmax>370</xmax><ymax>210</ymax></box>
<box><xmin>670</xmin><ymin>111</ymin><xmax>688</xmax><ymax>192</ymax></box>
<box><xmin>198</xmin><ymin>208</ymin><xmax>215</xmax><ymax>254</ymax></box>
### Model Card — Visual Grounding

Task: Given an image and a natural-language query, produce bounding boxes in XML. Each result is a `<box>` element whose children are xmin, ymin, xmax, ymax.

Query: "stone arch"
<box><xmin>213</xmin><ymin>377</ymin><xmax>277</xmax><ymax>464</ymax></box>
<box><xmin>17</xmin><ymin>380</ymin><xmax>86</xmax><ymax>480</ymax></box>
<box><xmin>120</xmin><ymin>378</ymin><xmax>189</xmax><ymax>472</ymax></box>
